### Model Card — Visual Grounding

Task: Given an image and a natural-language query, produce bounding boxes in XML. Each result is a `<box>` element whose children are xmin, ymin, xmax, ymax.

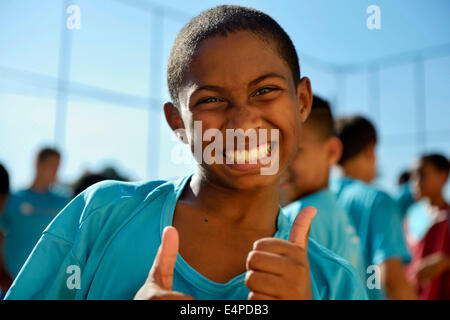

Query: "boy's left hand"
<box><xmin>245</xmin><ymin>206</ymin><xmax>317</xmax><ymax>300</ymax></box>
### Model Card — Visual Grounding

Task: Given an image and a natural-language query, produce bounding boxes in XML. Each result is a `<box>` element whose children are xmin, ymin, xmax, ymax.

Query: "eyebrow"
<box><xmin>248</xmin><ymin>72</ymin><xmax>287</xmax><ymax>87</ymax></box>
<box><xmin>191</xmin><ymin>72</ymin><xmax>287</xmax><ymax>95</ymax></box>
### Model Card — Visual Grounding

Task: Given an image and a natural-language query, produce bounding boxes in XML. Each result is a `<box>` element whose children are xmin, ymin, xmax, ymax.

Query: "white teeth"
<box><xmin>236</xmin><ymin>150</ymin><xmax>245</xmax><ymax>163</ymax></box>
<box><xmin>249</xmin><ymin>148</ymin><xmax>258</xmax><ymax>163</ymax></box>
<box><xmin>258</xmin><ymin>143</ymin><xmax>268</xmax><ymax>159</ymax></box>
<box><xmin>224</xmin><ymin>142</ymin><xmax>271</xmax><ymax>164</ymax></box>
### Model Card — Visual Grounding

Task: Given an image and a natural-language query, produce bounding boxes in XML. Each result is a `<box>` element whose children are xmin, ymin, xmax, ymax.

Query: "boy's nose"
<box><xmin>226</xmin><ymin>104</ymin><xmax>263</xmax><ymax>131</ymax></box>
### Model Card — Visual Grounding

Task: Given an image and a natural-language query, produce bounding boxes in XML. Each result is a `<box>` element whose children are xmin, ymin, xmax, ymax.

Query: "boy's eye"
<box><xmin>253</xmin><ymin>87</ymin><xmax>278</xmax><ymax>96</ymax></box>
<box><xmin>197</xmin><ymin>97</ymin><xmax>221</xmax><ymax>104</ymax></box>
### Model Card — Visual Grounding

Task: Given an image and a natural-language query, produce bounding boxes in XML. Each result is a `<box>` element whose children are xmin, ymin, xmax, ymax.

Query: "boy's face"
<box><xmin>170</xmin><ymin>31</ymin><xmax>311</xmax><ymax>190</ymax></box>
<box><xmin>36</xmin><ymin>155</ymin><xmax>60</xmax><ymax>186</ymax></box>
<box><xmin>412</xmin><ymin>161</ymin><xmax>447</xmax><ymax>200</ymax></box>
<box><xmin>279</xmin><ymin>125</ymin><xmax>332</xmax><ymax>204</ymax></box>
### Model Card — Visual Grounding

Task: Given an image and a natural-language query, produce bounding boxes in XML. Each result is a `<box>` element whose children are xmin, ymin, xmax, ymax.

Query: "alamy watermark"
<box><xmin>366</xmin><ymin>5</ymin><xmax>381</xmax><ymax>30</ymax></box>
<box><xmin>66</xmin><ymin>265</ymin><xmax>81</xmax><ymax>290</ymax></box>
<box><xmin>66</xmin><ymin>4</ymin><xmax>81</xmax><ymax>30</ymax></box>
<box><xmin>366</xmin><ymin>265</ymin><xmax>381</xmax><ymax>290</ymax></box>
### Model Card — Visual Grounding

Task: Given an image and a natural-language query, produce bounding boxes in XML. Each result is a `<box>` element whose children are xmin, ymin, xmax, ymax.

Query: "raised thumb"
<box><xmin>288</xmin><ymin>206</ymin><xmax>317</xmax><ymax>249</ymax></box>
<box><xmin>148</xmin><ymin>226</ymin><xmax>179</xmax><ymax>290</ymax></box>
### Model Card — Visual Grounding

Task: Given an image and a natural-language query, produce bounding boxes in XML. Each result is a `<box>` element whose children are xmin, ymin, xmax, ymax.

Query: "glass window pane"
<box><xmin>425</xmin><ymin>56</ymin><xmax>450</xmax><ymax>134</ymax></box>
<box><xmin>0</xmin><ymin>93</ymin><xmax>56</xmax><ymax>190</ymax></box>
<box><xmin>379</xmin><ymin>64</ymin><xmax>416</xmax><ymax>137</ymax></box>
<box><xmin>376</xmin><ymin>143</ymin><xmax>419</xmax><ymax>195</ymax></box>
<box><xmin>64</xmin><ymin>100</ymin><xmax>148</xmax><ymax>185</ymax></box>
<box><xmin>0</xmin><ymin>0</ymin><xmax>61</xmax><ymax>77</ymax></box>
<box><xmin>69</xmin><ymin>0</ymin><xmax>151</xmax><ymax>97</ymax></box>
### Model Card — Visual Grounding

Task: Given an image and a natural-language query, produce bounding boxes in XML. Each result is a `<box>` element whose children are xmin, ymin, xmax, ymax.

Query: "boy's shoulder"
<box><xmin>76</xmin><ymin>177</ymin><xmax>183</xmax><ymax>215</ymax></box>
<box><xmin>337</xmin><ymin>177</ymin><xmax>395</xmax><ymax>208</ymax></box>
<box><xmin>283</xmin><ymin>189</ymin><xmax>343</xmax><ymax>224</ymax></box>
<box><xmin>43</xmin><ymin>177</ymin><xmax>187</xmax><ymax>243</ymax></box>
<box><xmin>81</xmin><ymin>179</ymin><xmax>168</xmax><ymax>204</ymax></box>
<box><xmin>308</xmin><ymin>238</ymin><xmax>367</xmax><ymax>300</ymax></box>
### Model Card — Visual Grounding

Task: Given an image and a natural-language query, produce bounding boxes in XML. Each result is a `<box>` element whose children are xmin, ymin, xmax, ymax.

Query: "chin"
<box><xmin>225</xmin><ymin>171</ymin><xmax>280</xmax><ymax>191</ymax></box>
<box><xmin>200</xmin><ymin>164</ymin><xmax>281</xmax><ymax>192</ymax></box>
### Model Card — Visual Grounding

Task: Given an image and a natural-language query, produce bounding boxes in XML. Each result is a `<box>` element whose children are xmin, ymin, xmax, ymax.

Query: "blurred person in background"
<box><xmin>72</xmin><ymin>172</ymin><xmax>108</xmax><ymax>198</ymax></box>
<box><xmin>71</xmin><ymin>166</ymin><xmax>129</xmax><ymax>198</ymax></box>
<box><xmin>0</xmin><ymin>163</ymin><xmax>14</xmax><ymax>297</ymax></box>
<box><xmin>280</xmin><ymin>96</ymin><xmax>366</xmax><ymax>282</ymax></box>
<box><xmin>0</xmin><ymin>147</ymin><xmax>70</xmax><ymax>278</ymax></box>
<box><xmin>405</xmin><ymin>153</ymin><xmax>450</xmax><ymax>299</ymax></box>
<box><xmin>394</xmin><ymin>170</ymin><xmax>416</xmax><ymax>220</ymax></box>
<box><xmin>330</xmin><ymin>115</ymin><xmax>418</xmax><ymax>300</ymax></box>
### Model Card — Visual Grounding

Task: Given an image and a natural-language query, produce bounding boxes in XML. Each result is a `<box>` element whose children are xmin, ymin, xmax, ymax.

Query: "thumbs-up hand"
<box><xmin>245</xmin><ymin>206</ymin><xmax>317</xmax><ymax>300</ymax></box>
<box><xmin>134</xmin><ymin>226</ymin><xmax>195</xmax><ymax>300</ymax></box>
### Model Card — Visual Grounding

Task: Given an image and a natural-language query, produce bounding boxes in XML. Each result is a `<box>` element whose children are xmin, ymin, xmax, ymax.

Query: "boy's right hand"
<box><xmin>134</xmin><ymin>226</ymin><xmax>194</xmax><ymax>300</ymax></box>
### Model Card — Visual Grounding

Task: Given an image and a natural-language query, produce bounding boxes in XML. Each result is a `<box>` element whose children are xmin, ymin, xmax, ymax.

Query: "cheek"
<box><xmin>185</xmin><ymin>114</ymin><xmax>220</xmax><ymax>147</ymax></box>
<box><xmin>290</xmin><ymin>152</ymin><xmax>314</xmax><ymax>183</ymax></box>
<box><xmin>428</xmin><ymin>177</ymin><xmax>442</xmax><ymax>193</ymax></box>
<box><xmin>280</xmin><ymin>120</ymin><xmax>301</xmax><ymax>161</ymax></box>
<box><xmin>419</xmin><ymin>178</ymin><xmax>434</xmax><ymax>194</ymax></box>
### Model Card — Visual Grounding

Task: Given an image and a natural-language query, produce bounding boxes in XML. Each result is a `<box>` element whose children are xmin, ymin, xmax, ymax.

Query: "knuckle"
<box><xmin>253</xmin><ymin>237</ymin><xmax>272</xmax><ymax>251</ymax></box>
<box><xmin>252</xmin><ymin>239</ymin><xmax>265</xmax><ymax>251</ymax></box>
<box><xmin>247</xmin><ymin>251</ymin><xmax>261</xmax><ymax>269</ymax></box>
<box><xmin>245</xmin><ymin>270</ymin><xmax>258</xmax><ymax>288</ymax></box>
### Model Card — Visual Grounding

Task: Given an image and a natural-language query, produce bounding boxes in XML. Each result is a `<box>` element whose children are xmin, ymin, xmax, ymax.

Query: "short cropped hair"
<box><xmin>37</xmin><ymin>147</ymin><xmax>61</xmax><ymax>163</ymax></box>
<box><xmin>304</xmin><ymin>95</ymin><xmax>335</xmax><ymax>141</ymax></box>
<box><xmin>398</xmin><ymin>170</ymin><xmax>411</xmax><ymax>185</ymax></box>
<box><xmin>419</xmin><ymin>153</ymin><xmax>450</xmax><ymax>178</ymax></box>
<box><xmin>334</xmin><ymin>116</ymin><xmax>377</xmax><ymax>165</ymax></box>
<box><xmin>0</xmin><ymin>163</ymin><xmax>9</xmax><ymax>195</ymax></box>
<box><xmin>167</xmin><ymin>5</ymin><xmax>301</xmax><ymax>109</ymax></box>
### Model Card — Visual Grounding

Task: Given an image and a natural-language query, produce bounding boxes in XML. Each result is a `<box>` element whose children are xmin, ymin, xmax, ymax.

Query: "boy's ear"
<box><xmin>363</xmin><ymin>143</ymin><xmax>376</xmax><ymax>161</ymax></box>
<box><xmin>296</xmin><ymin>77</ymin><xmax>313</xmax><ymax>122</ymax></box>
<box><xmin>326</xmin><ymin>136</ymin><xmax>343</xmax><ymax>167</ymax></box>
<box><xmin>164</xmin><ymin>102</ymin><xmax>187</xmax><ymax>143</ymax></box>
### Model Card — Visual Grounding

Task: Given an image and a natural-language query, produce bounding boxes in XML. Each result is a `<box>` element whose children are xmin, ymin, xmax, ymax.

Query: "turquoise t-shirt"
<box><xmin>394</xmin><ymin>183</ymin><xmax>415</xmax><ymax>219</ymax></box>
<box><xmin>0</xmin><ymin>188</ymin><xmax>70</xmax><ymax>276</ymax></box>
<box><xmin>330</xmin><ymin>176</ymin><xmax>411</xmax><ymax>300</ymax></box>
<box><xmin>284</xmin><ymin>189</ymin><xmax>366</xmax><ymax>282</ymax></box>
<box><xmin>5</xmin><ymin>175</ymin><xmax>367</xmax><ymax>300</ymax></box>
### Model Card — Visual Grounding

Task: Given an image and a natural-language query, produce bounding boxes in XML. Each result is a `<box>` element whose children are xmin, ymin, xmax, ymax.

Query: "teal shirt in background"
<box><xmin>394</xmin><ymin>183</ymin><xmax>415</xmax><ymax>219</ymax></box>
<box><xmin>330</xmin><ymin>176</ymin><xmax>411</xmax><ymax>300</ymax></box>
<box><xmin>283</xmin><ymin>189</ymin><xmax>366</xmax><ymax>283</ymax></box>
<box><xmin>0</xmin><ymin>188</ymin><xmax>70</xmax><ymax>276</ymax></box>
<box><xmin>5</xmin><ymin>175</ymin><xmax>367</xmax><ymax>300</ymax></box>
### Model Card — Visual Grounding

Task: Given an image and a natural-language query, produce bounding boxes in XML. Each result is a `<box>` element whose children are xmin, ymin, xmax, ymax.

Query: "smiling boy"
<box><xmin>5</xmin><ymin>5</ymin><xmax>365</xmax><ymax>300</ymax></box>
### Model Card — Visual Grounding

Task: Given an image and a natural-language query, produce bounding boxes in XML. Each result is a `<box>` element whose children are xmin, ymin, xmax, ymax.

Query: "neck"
<box><xmin>185</xmin><ymin>171</ymin><xmax>279</xmax><ymax>233</ymax></box>
<box><xmin>30</xmin><ymin>178</ymin><xmax>50</xmax><ymax>193</ymax></box>
<box><xmin>428</xmin><ymin>194</ymin><xmax>447</xmax><ymax>209</ymax></box>
<box><xmin>341</xmin><ymin>160</ymin><xmax>370</xmax><ymax>184</ymax></box>
<box><xmin>295</xmin><ymin>179</ymin><xmax>329</xmax><ymax>200</ymax></box>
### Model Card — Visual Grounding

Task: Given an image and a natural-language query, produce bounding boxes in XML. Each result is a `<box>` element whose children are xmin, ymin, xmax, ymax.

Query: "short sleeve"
<box><xmin>4</xmin><ymin>194</ymin><xmax>86</xmax><ymax>300</ymax></box>
<box><xmin>308</xmin><ymin>239</ymin><xmax>368</xmax><ymax>300</ymax></box>
<box><xmin>369</xmin><ymin>192</ymin><xmax>411</xmax><ymax>266</ymax></box>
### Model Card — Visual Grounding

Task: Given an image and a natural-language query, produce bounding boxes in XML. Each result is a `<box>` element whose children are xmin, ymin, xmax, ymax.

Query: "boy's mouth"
<box><xmin>221</xmin><ymin>141</ymin><xmax>277</xmax><ymax>171</ymax></box>
<box><xmin>224</xmin><ymin>142</ymin><xmax>271</xmax><ymax>163</ymax></box>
